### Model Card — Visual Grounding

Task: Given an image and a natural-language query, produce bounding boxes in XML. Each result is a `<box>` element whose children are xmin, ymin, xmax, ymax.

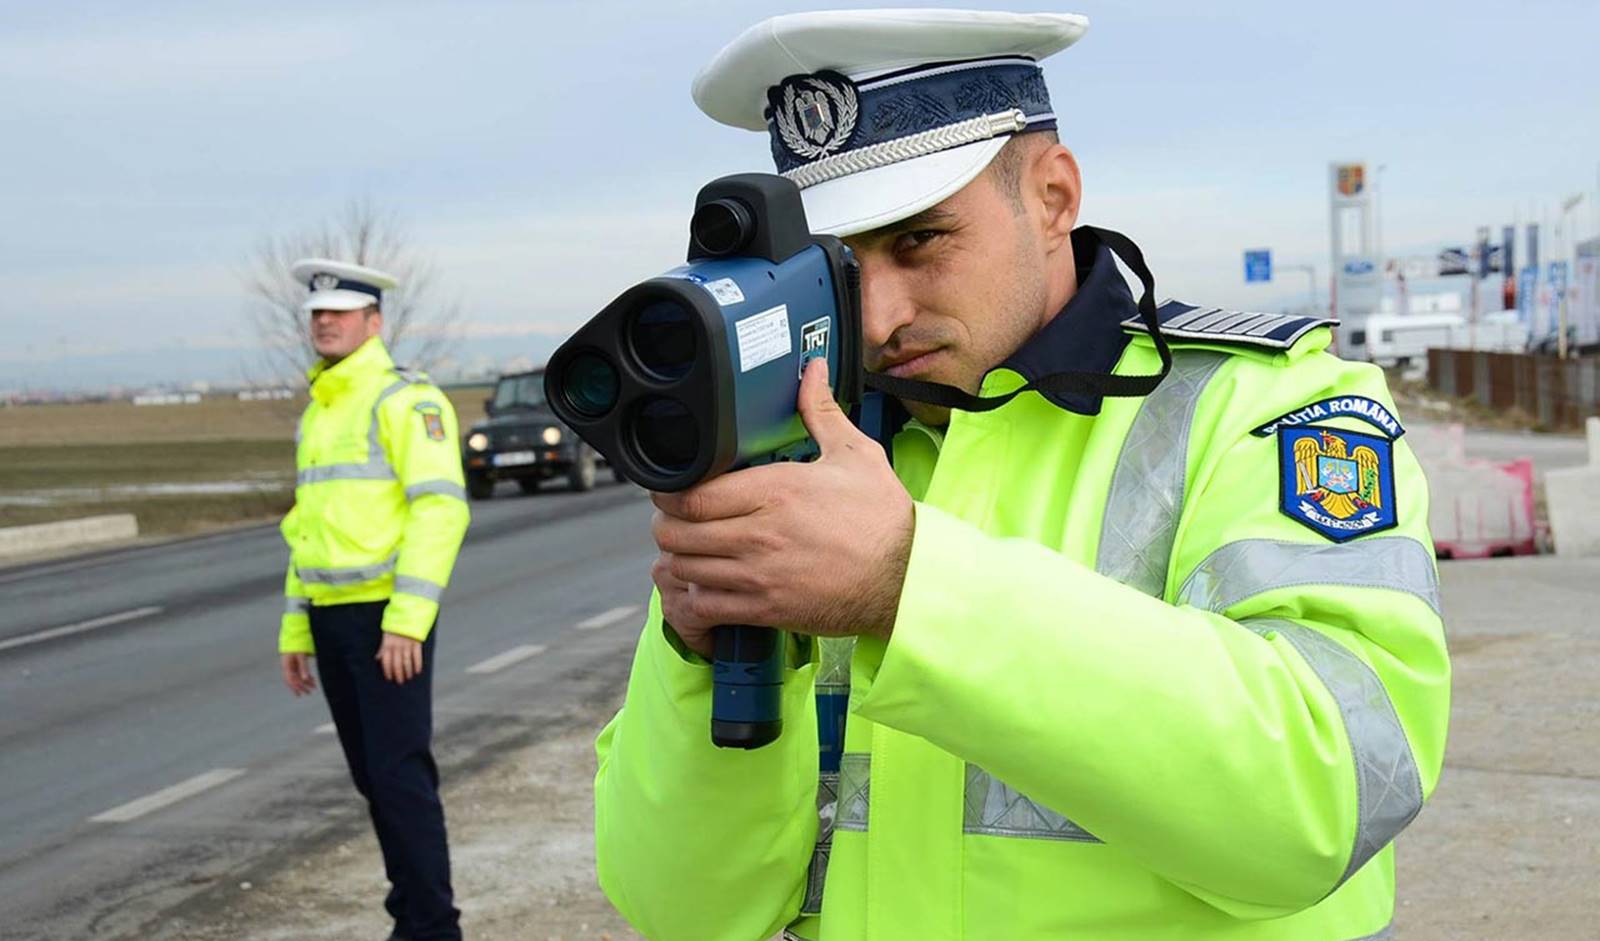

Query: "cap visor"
<box><xmin>302</xmin><ymin>289</ymin><xmax>378</xmax><ymax>312</ymax></box>
<box><xmin>798</xmin><ymin>137</ymin><xmax>1009</xmax><ymax>238</ymax></box>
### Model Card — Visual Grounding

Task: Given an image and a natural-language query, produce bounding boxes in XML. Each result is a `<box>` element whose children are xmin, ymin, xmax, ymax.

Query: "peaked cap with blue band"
<box><xmin>291</xmin><ymin>257</ymin><xmax>398</xmax><ymax>313</ymax></box>
<box><xmin>692</xmin><ymin>9</ymin><xmax>1088</xmax><ymax>237</ymax></box>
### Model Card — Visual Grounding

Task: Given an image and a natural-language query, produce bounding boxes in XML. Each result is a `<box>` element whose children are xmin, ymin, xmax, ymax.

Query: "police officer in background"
<box><xmin>279</xmin><ymin>258</ymin><xmax>470</xmax><ymax>941</ymax></box>
<box><xmin>595</xmin><ymin>10</ymin><xmax>1450</xmax><ymax>941</ymax></box>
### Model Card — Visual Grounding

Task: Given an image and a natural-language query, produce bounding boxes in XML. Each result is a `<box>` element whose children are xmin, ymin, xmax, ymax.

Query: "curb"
<box><xmin>0</xmin><ymin>514</ymin><xmax>140</xmax><ymax>560</ymax></box>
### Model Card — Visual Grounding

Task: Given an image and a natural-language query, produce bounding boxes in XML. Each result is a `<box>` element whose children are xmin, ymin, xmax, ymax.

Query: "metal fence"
<box><xmin>1428</xmin><ymin>350</ymin><xmax>1600</xmax><ymax>429</ymax></box>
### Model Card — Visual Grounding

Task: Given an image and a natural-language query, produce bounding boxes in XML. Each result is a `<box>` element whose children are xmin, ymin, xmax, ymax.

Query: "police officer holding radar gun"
<box><xmin>278</xmin><ymin>259</ymin><xmax>470</xmax><ymax>941</ymax></box>
<box><xmin>549</xmin><ymin>9</ymin><xmax>1451</xmax><ymax>941</ymax></box>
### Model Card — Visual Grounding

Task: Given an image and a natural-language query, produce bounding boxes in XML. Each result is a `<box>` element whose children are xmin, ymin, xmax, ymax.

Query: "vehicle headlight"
<box><xmin>541</xmin><ymin>426</ymin><xmax>562</xmax><ymax>445</ymax></box>
<box><xmin>467</xmin><ymin>432</ymin><xmax>490</xmax><ymax>452</ymax></box>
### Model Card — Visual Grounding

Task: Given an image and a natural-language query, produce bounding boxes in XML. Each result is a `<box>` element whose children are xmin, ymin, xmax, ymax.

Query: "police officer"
<box><xmin>278</xmin><ymin>258</ymin><xmax>470</xmax><ymax>941</ymax></box>
<box><xmin>595</xmin><ymin>10</ymin><xmax>1450</xmax><ymax>941</ymax></box>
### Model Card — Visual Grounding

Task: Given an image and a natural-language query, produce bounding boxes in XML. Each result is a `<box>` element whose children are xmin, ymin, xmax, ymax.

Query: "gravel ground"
<box><xmin>140</xmin><ymin>695</ymin><xmax>642</xmax><ymax>941</ymax></box>
<box><xmin>119</xmin><ymin>555</ymin><xmax>1598</xmax><ymax>941</ymax></box>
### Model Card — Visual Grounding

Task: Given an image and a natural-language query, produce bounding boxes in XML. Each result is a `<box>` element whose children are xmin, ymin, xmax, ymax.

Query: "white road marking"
<box><xmin>465</xmin><ymin>644</ymin><xmax>547</xmax><ymax>675</ymax></box>
<box><xmin>313</xmin><ymin>723</ymin><xmax>336</xmax><ymax>735</ymax></box>
<box><xmin>0</xmin><ymin>606</ymin><xmax>163</xmax><ymax>654</ymax></box>
<box><xmin>575</xmin><ymin>605</ymin><xmax>640</xmax><ymax>631</ymax></box>
<box><xmin>90</xmin><ymin>768</ymin><xmax>245</xmax><ymax>824</ymax></box>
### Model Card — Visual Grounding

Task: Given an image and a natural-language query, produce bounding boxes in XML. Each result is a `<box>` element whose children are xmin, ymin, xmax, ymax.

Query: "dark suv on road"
<box><xmin>461</xmin><ymin>369</ymin><xmax>613</xmax><ymax>499</ymax></box>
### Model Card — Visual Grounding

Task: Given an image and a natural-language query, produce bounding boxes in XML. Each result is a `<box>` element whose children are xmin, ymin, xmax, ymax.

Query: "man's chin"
<box><xmin>902</xmin><ymin>398</ymin><xmax>953</xmax><ymax>428</ymax></box>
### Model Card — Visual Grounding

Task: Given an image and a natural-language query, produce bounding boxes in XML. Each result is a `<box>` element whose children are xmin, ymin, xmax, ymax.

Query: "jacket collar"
<box><xmin>308</xmin><ymin>335</ymin><xmax>393</xmax><ymax>404</ymax></box>
<box><xmin>996</xmin><ymin>227</ymin><xmax>1134</xmax><ymax>416</ymax></box>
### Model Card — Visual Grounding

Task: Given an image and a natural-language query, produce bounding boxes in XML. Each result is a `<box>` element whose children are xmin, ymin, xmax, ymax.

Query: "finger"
<box><xmin>796</xmin><ymin>356</ymin><xmax>861</xmax><ymax>455</ymax></box>
<box><xmin>650</xmin><ymin>471</ymin><xmax>769</xmax><ymax>523</ymax></box>
<box><xmin>378</xmin><ymin>645</ymin><xmax>395</xmax><ymax>683</ymax></box>
<box><xmin>685</xmin><ymin>582</ymin><xmax>770</xmax><ymax>629</ymax></box>
<box><xmin>409</xmin><ymin>643</ymin><xmax>423</xmax><ymax>681</ymax></box>
<box><xmin>669</xmin><ymin>553</ymin><xmax>769</xmax><ymax>593</ymax></box>
<box><xmin>653</xmin><ymin>510</ymin><xmax>775</xmax><ymax>558</ymax></box>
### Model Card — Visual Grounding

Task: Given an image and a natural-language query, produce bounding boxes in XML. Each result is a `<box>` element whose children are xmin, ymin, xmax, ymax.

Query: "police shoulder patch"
<box><xmin>414</xmin><ymin>401</ymin><xmax>446</xmax><ymax>442</ymax></box>
<box><xmin>1122</xmin><ymin>299</ymin><xmax>1338</xmax><ymax>351</ymax></box>
<box><xmin>1278</xmin><ymin>425</ymin><xmax>1397</xmax><ymax>542</ymax></box>
<box><xmin>1253</xmin><ymin>394</ymin><xmax>1405</xmax><ymax>439</ymax></box>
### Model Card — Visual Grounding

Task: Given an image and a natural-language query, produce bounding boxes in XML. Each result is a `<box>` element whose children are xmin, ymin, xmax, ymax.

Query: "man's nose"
<box><xmin>856</xmin><ymin>255</ymin><xmax>917</xmax><ymax>352</ymax></box>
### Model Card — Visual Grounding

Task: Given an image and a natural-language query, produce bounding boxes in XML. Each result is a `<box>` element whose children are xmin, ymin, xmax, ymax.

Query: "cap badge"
<box><xmin>770</xmin><ymin>71</ymin><xmax>859</xmax><ymax>161</ymax></box>
<box><xmin>311</xmin><ymin>273</ymin><xmax>340</xmax><ymax>292</ymax></box>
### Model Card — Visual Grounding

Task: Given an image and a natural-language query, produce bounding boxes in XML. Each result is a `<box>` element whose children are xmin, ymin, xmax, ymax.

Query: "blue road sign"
<box><xmin>1244</xmin><ymin>249</ymin><xmax>1272</xmax><ymax>283</ymax></box>
<box><xmin>1548</xmin><ymin>260</ymin><xmax>1569</xmax><ymax>292</ymax></box>
<box><xmin>1517</xmin><ymin>266</ymin><xmax>1538</xmax><ymax>321</ymax></box>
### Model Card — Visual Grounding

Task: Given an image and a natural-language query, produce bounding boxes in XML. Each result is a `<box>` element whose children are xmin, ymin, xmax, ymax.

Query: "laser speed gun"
<box><xmin>544</xmin><ymin>173</ymin><xmax>863</xmax><ymax>749</ymax></box>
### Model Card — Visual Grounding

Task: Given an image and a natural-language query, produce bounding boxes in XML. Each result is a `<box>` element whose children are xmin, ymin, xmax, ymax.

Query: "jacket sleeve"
<box><xmin>850</xmin><ymin>354</ymin><xmax>1450</xmax><ymax>919</ymax></box>
<box><xmin>594</xmin><ymin>591</ymin><xmax>820</xmax><ymax>941</ymax></box>
<box><xmin>378</xmin><ymin>384</ymin><xmax>471</xmax><ymax>640</ymax></box>
<box><xmin>278</xmin><ymin>503</ymin><xmax>314</xmax><ymax>654</ymax></box>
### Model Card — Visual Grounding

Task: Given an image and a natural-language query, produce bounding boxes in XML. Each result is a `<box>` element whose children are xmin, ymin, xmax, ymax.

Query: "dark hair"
<box><xmin>988</xmin><ymin>129</ymin><xmax>1060</xmax><ymax>212</ymax></box>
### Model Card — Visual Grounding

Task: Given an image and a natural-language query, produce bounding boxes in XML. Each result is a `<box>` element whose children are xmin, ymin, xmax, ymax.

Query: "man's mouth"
<box><xmin>878</xmin><ymin>348</ymin><xmax>944</xmax><ymax>379</ymax></box>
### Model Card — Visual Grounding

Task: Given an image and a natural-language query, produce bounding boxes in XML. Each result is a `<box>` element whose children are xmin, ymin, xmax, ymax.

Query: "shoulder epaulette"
<box><xmin>389</xmin><ymin>365</ymin><xmax>432</xmax><ymax>385</ymax></box>
<box><xmin>1122</xmin><ymin>299</ymin><xmax>1338</xmax><ymax>351</ymax></box>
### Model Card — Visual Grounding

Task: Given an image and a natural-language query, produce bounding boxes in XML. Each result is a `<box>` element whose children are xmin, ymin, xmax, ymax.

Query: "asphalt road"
<box><xmin>0</xmin><ymin>421</ymin><xmax>1589</xmax><ymax>939</ymax></box>
<box><xmin>0</xmin><ymin>480</ymin><xmax>657</xmax><ymax>938</ymax></box>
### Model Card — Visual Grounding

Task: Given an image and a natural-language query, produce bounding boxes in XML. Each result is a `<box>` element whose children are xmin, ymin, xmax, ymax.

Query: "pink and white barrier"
<box><xmin>1410</xmin><ymin>423</ymin><xmax>1538</xmax><ymax>560</ymax></box>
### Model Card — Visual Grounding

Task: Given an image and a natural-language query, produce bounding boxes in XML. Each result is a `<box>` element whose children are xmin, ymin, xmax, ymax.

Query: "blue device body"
<box><xmin>659</xmin><ymin>246</ymin><xmax>843</xmax><ymax>729</ymax></box>
<box><xmin>660</xmin><ymin>244</ymin><xmax>843</xmax><ymax>476</ymax></box>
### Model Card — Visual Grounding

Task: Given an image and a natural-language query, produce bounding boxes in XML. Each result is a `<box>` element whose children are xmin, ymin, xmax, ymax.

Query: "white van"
<box><xmin>1349</xmin><ymin>313</ymin><xmax>1464</xmax><ymax>368</ymax></box>
<box><xmin>1346</xmin><ymin>312</ymin><xmax>1527</xmax><ymax>368</ymax></box>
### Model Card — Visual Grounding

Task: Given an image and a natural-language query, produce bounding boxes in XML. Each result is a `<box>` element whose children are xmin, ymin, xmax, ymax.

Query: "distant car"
<box><xmin>461</xmin><ymin>369</ymin><xmax>619</xmax><ymax>499</ymax></box>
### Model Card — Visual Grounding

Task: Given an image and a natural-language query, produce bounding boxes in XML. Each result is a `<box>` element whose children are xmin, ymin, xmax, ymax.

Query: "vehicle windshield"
<box><xmin>493</xmin><ymin>374</ymin><xmax>547</xmax><ymax>411</ymax></box>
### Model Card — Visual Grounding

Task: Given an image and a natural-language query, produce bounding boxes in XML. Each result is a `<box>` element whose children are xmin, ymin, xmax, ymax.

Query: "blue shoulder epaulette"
<box><xmin>1122</xmin><ymin>299</ymin><xmax>1338</xmax><ymax>351</ymax></box>
<box><xmin>390</xmin><ymin>365</ymin><xmax>432</xmax><ymax>385</ymax></box>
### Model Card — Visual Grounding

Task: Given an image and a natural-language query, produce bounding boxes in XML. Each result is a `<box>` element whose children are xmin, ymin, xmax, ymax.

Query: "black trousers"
<box><xmin>310</xmin><ymin>601</ymin><xmax>460</xmax><ymax>941</ymax></box>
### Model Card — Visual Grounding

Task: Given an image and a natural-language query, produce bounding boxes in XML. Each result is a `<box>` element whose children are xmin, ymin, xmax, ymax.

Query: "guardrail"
<box><xmin>1427</xmin><ymin>349</ymin><xmax>1600</xmax><ymax>429</ymax></box>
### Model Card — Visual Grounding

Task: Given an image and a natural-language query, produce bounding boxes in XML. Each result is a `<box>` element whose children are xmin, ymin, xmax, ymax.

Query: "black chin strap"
<box><xmin>862</xmin><ymin>226</ymin><xmax>1173</xmax><ymax>412</ymax></box>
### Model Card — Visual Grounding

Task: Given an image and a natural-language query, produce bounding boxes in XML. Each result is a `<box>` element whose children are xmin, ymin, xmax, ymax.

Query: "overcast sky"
<box><xmin>3</xmin><ymin>0</ymin><xmax>1598</xmax><ymax>390</ymax></box>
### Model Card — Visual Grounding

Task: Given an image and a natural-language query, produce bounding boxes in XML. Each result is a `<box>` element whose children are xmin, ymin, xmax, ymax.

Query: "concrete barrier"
<box><xmin>1413</xmin><ymin>422</ymin><xmax>1538</xmax><ymax>559</ymax></box>
<box><xmin>1545</xmin><ymin>417</ymin><xmax>1600</xmax><ymax>557</ymax></box>
<box><xmin>0</xmin><ymin>514</ymin><xmax>139</xmax><ymax>560</ymax></box>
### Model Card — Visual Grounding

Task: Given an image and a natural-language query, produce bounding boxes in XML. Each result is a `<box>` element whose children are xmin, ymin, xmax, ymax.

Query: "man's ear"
<box><xmin>1032</xmin><ymin>142</ymin><xmax>1082</xmax><ymax>253</ymax></box>
<box><xmin>365</xmin><ymin>307</ymin><xmax>384</xmax><ymax>337</ymax></box>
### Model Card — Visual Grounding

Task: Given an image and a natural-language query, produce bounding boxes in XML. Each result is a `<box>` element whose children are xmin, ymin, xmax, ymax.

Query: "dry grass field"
<box><xmin>0</xmin><ymin>387</ymin><xmax>490</xmax><ymax>536</ymax></box>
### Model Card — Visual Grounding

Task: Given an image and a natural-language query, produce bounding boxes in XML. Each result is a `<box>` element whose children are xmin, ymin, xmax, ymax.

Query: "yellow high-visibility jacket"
<box><xmin>279</xmin><ymin>336</ymin><xmax>470</xmax><ymax>653</ymax></box>
<box><xmin>594</xmin><ymin>233</ymin><xmax>1450</xmax><ymax>941</ymax></box>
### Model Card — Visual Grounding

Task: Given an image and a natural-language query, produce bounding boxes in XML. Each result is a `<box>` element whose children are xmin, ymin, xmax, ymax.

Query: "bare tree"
<box><xmin>243</xmin><ymin>199</ymin><xmax>463</xmax><ymax>381</ymax></box>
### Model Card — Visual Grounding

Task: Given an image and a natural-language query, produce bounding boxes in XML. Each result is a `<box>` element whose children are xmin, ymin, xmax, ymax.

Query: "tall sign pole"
<box><xmin>1329</xmin><ymin>162</ymin><xmax>1378</xmax><ymax>340</ymax></box>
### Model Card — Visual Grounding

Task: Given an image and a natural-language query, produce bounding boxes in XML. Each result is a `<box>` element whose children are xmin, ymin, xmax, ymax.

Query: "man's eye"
<box><xmin>894</xmin><ymin>230</ymin><xmax>945</xmax><ymax>254</ymax></box>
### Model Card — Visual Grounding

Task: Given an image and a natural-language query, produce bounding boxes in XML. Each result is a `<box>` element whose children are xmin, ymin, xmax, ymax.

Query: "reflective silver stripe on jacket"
<box><xmin>834</xmin><ymin>753</ymin><xmax>872</xmax><ymax>833</ymax></box>
<box><xmin>1244</xmin><ymin>618</ymin><xmax>1423</xmax><ymax>888</ymax></box>
<box><xmin>1177</xmin><ymin>537</ymin><xmax>1441</xmax><ymax>616</ymax></box>
<box><xmin>370</xmin><ymin>373</ymin><xmax>426</xmax><ymax>461</ymax></box>
<box><xmin>963</xmin><ymin>763</ymin><xmax>1098</xmax><ymax>842</ymax></box>
<box><xmin>800</xmin><ymin>770</ymin><xmax>838</xmax><ymax>915</ymax></box>
<box><xmin>392</xmin><ymin>574</ymin><xmax>444</xmax><ymax>602</ymax></box>
<box><xmin>296</xmin><ymin>553</ymin><xmax>398</xmax><ymax>585</ymax></box>
<box><xmin>1096</xmin><ymin>350</ymin><xmax>1231</xmax><ymax>597</ymax></box>
<box><xmin>801</xmin><ymin>637</ymin><xmax>858</xmax><ymax>914</ymax></box>
<box><xmin>405</xmin><ymin>479</ymin><xmax>467</xmax><ymax>502</ymax></box>
<box><xmin>967</xmin><ymin>351</ymin><xmax>1233</xmax><ymax>842</ymax></box>
<box><xmin>297</xmin><ymin>462</ymin><xmax>396</xmax><ymax>485</ymax></box>
<box><xmin>298</xmin><ymin>370</ymin><xmax>430</xmax><ymax>488</ymax></box>
<box><xmin>284</xmin><ymin>597</ymin><xmax>311</xmax><ymax>616</ymax></box>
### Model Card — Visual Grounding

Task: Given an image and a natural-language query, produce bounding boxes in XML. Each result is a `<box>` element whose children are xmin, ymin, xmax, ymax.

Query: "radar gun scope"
<box><xmin>544</xmin><ymin>173</ymin><xmax>864</xmax><ymax>749</ymax></box>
